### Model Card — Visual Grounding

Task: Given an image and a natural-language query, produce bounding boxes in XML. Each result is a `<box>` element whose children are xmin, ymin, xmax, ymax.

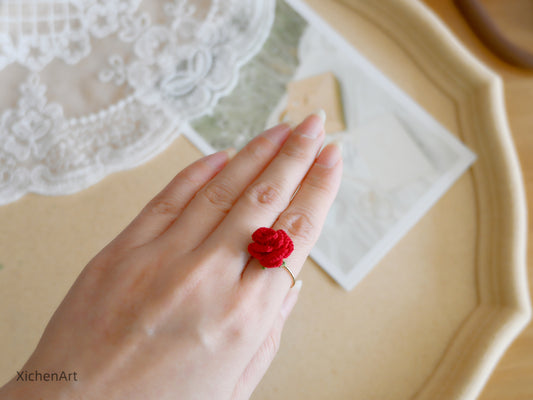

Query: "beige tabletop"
<box><xmin>0</xmin><ymin>0</ymin><xmax>531</xmax><ymax>399</ymax></box>
<box><xmin>420</xmin><ymin>0</ymin><xmax>533</xmax><ymax>399</ymax></box>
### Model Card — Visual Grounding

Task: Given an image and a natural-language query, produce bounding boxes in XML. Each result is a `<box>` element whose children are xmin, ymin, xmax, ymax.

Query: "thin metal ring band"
<box><xmin>280</xmin><ymin>263</ymin><xmax>296</xmax><ymax>288</ymax></box>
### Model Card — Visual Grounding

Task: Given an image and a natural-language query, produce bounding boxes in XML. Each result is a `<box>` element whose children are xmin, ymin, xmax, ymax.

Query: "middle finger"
<box><xmin>200</xmin><ymin>111</ymin><xmax>326</xmax><ymax>277</ymax></box>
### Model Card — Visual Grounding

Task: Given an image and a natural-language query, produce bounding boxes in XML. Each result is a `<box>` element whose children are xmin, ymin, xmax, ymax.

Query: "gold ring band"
<box><xmin>280</xmin><ymin>262</ymin><xmax>296</xmax><ymax>288</ymax></box>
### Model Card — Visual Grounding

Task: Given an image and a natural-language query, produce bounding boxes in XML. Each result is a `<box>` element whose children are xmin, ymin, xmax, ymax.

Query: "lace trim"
<box><xmin>0</xmin><ymin>0</ymin><xmax>143</xmax><ymax>71</ymax></box>
<box><xmin>0</xmin><ymin>0</ymin><xmax>275</xmax><ymax>205</ymax></box>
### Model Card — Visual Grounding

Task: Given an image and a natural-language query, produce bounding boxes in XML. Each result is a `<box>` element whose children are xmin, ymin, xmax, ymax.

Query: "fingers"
<box><xmin>111</xmin><ymin>150</ymin><xmax>233</xmax><ymax>251</ymax></box>
<box><xmin>243</xmin><ymin>142</ymin><xmax>343</xmax><ymax>293</ymax></box>
<box><xmin>230</xmin><ymin>281</ymin><xmax>302</xmax><ymax>400</ymax></box>
<box><xmin>201</xmin><ymin>112</ymin><xmax>326</xmax><ymax>275</ymax></box>
<box><xmin>160</xmin><ymin>124</ymin><xmax>292</xmax><ymax>251</ymax></box>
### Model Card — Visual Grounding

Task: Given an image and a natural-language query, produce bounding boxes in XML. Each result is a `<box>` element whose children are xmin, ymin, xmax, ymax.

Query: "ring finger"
<box><xmin>243</xmin><ymin>142</ymin><xmax>343</xmax><ymax>294</ymax></box>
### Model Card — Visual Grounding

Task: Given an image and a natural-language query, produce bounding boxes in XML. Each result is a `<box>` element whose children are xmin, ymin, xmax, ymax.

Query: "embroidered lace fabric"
<box><xmin>0</xmin><ymin>0</ymin><xmax>275</xmax><ymax>205</ymax></box>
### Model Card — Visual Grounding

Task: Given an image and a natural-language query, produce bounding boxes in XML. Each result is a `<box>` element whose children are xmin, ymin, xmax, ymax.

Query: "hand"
<box><xmin>0</xmin><ymin>112</ymin><xmax>342</xmax><ymax>400</ymax></box>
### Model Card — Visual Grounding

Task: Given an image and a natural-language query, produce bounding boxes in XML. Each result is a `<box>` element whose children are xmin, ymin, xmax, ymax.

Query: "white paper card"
<box><xmin>355</xmin><ymin>115</ymin><xmax>436</xmax><ymax>191</ymax></box>
<box><xmin>184</xmin><ymin>0</ymin><xmax>477</xmax><ymax>290</ymax></box>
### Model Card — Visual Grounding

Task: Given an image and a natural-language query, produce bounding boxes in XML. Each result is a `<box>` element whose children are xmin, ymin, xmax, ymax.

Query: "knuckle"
<box><xmin>264</xmin><ymin>331</ymin><xmax>281</xmax><ymax>357</ymax></box>
<box><xmin>244</xmin><ymin>181</ymin><xmax>285</xmax><ymax>211</ymax></box>
<box><xmin>201</xmin><ymin>181</ymin><xmax>234</xmax><ymax>214</ymax></box>
<box><xmin>306</xmin><ymin>169</ymin><xmax>335</xmax><ymax>194</ymax></box>
<box><xmin>179</xmin><ymin>167</ymin><xmax>204</xmax><ymax>188</ymax></box>
<box><xmin>223</xmin><ymin>286</ymin><xmax>263</xmax><ymax>343</ymax></box>
<box><xmin>245</xmin><ymin>136</ymin><xmax>273</xmax><ymax>159</ymax></box>
<box><xmin>279</xmin><ymin>209</ymin><xmax>316</xmax><ymax>244</ymax></box>
<box><xmin>280</xmin><ymin>137</ymin><xmax>310</xmax><ymax>162</ymax></box>
<box><xmin>145</xmin><ymin>197</ymin><xmax>181</xmax><ymax>217</ymax></box>
<box><xmin>224</xmin><ymin>302</ymin><xmax>257</xmax><ymax>344</ymax></box>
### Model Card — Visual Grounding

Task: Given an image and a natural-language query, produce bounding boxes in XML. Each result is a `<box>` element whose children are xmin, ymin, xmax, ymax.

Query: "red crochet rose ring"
<box><xmin>247</xmin><ymin>227</ymin><xmax>296</xmax><ymax>287</ymax></box>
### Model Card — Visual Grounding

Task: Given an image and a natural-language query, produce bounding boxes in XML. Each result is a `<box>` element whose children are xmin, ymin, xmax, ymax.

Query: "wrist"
<box><xmin>0</xmin><ymin>374</ymin><xmax>79</xmax><ymax>400</ymax></box>
<box><xmin>0</xmin><ymin>378</ymin><xmax>26</xmax><ymax>400</ymax></box>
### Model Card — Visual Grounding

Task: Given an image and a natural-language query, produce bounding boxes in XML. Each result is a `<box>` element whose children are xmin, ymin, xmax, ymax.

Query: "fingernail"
<box><xmin>204</xmin><ymin>150</ymin><xmax>231</xmax><ymax>169</ymax></box>
<box><xmin>314</xmin><ymin>109</ymin><xmax>327</xmax><ymax>125</ymax></box>
<box><xmin>331</xmin><ymin>140</ymin><xmax>343</xmax><ymax>154</ymax></box>
<box><xmin>261</xmin><ymin>123</ymin><xmax>292</xmax><ymax>145</ymax></box>
<box><xmin>316</xmin><ymin>141</ymin><xmax>342</xmax><ymax>168</ymax></box>
<box><xmin>299</xmin><ymin>110</ymin><xmax>326</xmax><ymax>139</ymax></box>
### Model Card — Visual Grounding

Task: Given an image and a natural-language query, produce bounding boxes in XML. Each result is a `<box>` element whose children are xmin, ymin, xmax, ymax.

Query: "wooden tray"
<box><xmin>253</xmin><ymin>1</ymin><xmax>531</xmax><ymax>399</ymax></box>
<box><xmin>0</xmin><ymin>0</ymin><xmax>529</xmax><ymax>399</ymax></box>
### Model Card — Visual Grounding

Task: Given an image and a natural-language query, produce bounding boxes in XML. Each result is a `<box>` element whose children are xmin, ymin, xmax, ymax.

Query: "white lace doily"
<box><xmin>0</xmin><ymin>0</ymin><xmax>275</xmax><ymax>205</ymax></box>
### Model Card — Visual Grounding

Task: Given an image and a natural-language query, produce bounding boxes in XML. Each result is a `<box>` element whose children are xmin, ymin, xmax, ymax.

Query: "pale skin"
<box><xmin>0</xmin><ymin>113</ymin><xmax>342</xmax><ymax>400</ymax></box>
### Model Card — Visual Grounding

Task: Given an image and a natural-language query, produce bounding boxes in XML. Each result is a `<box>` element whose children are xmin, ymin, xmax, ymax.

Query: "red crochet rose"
<box><xmin>247</xmin><ymin>227</ymin><xmax>294</xmax><ymax>269</ymax></box>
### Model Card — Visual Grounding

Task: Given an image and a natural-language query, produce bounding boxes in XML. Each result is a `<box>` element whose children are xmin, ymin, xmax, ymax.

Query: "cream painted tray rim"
<box><xmin>334</xmin><ymin>0</ymin><xmax>530</xmax><ymax>399</ymax></box>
